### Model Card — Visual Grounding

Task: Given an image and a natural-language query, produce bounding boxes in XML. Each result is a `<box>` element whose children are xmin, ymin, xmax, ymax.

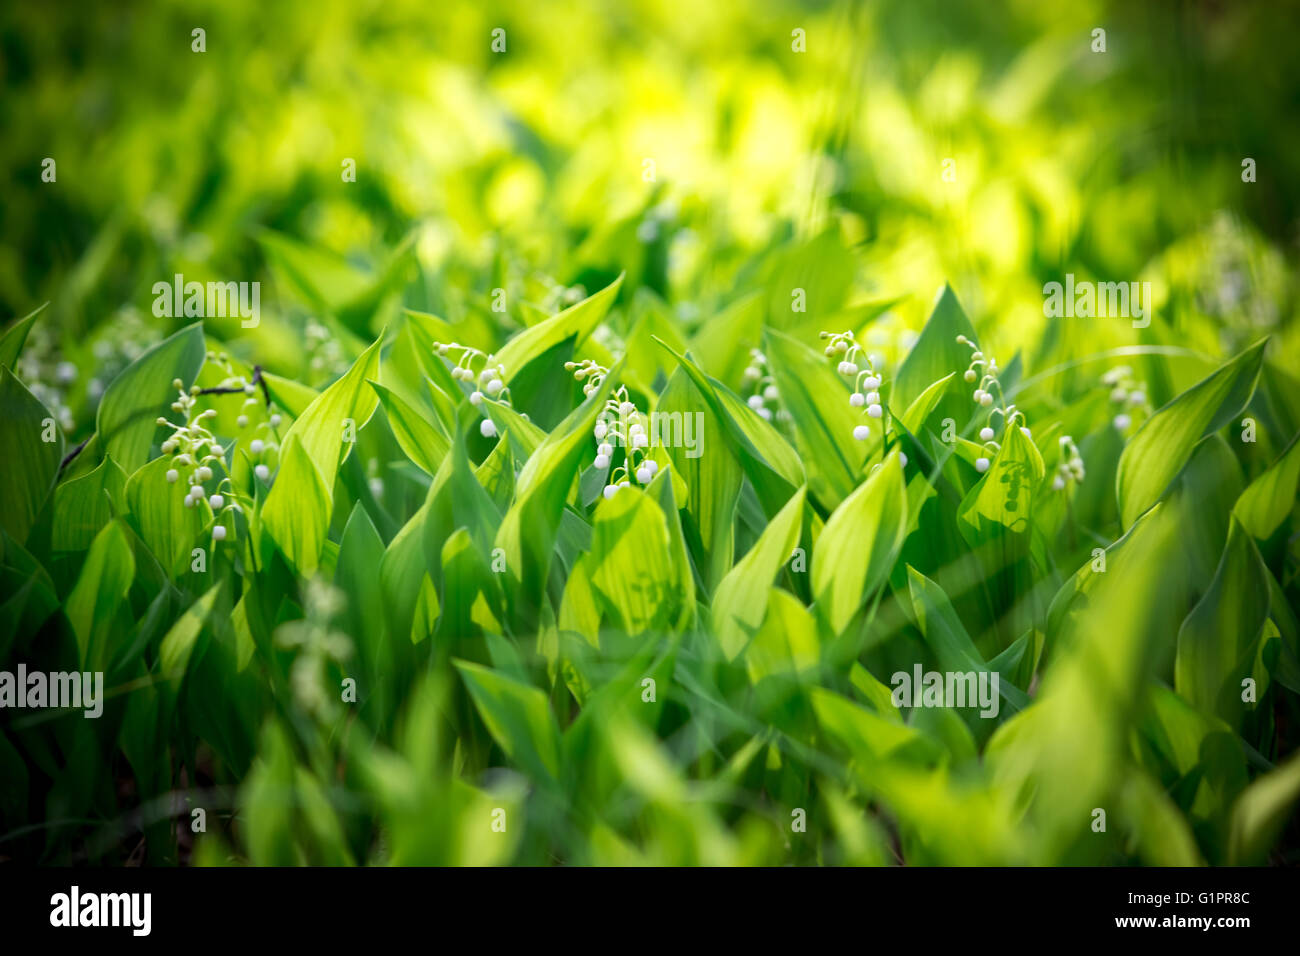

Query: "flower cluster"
<box><xmin>742</xmin><ymin>348</ymin><xmax>782</xmax><ymax>422</ymax></box>
<box><xmin>1101</xmin><ymin>365</ymin><xmax>1151</xmax><ymax>433</ymax></box>
<box><xmin>157</xmin><ymin>376</ymin><xmax>239</xmax><ymax>542</ymax></box>
<box><xmin>568</xmin><ymin>359</ymin><xmax>659</xmax><ymax>499</ymax></box>
<box><xmin>821</xmin><ymin>330</ymin><xmax>887</xmax><ymax>443</ymax></box>
<box><xmin>305</xmin><ymin>319</ymin><xmax>347</xmax><ymax>380</ymax></box>
<box><xmin>434</xmin><ymin>341</ymin><xmax>510</xmax><ymax>438</ymax></box>
<box><xmin>1052</xmin><ymin>434</ymin><xmax>1086</xmax><ymax>490</ymax></box>
<box><xmin>956</xmin><ymin>335</ymin><xmax>1031</xmax><ymax>474</ymax></box>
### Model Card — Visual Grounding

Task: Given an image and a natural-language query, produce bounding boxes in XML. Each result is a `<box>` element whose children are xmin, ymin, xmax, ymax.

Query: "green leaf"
<box><xmin>906</xmin><ymin>566</ymin><xmax>1030</xmax><ymax>714</ymax></box>
<box><xmin>280</xmin><ymin>333</ymin><xmax>382</xmax><ymax>489</ymax></box>
<box><xmin>710</xmin><ymin>487</ymin><xmax>806</xmax><ymax>659</ymax></box>
<box><xmin>588</xmin><ymin>488</ymin><xmax>680</xmax><ymax>636</ymax></box>
<box><xmin>495</xmin><ymin>362</ymin><xmax>619</xmax><ymax>616</ymax></box>
<box><xmin>455</xmin><ymin>659</ymin><xmax>562</xmax><ymax>782</ymax></box>
<box><xmin>1233</xmin><ymin>428</ymin><xmax>1300</xmax><ymax>540</ymax></box>
<box><xmin>893</xmin><ymin>285</ymin><xmax>977</xmax><ymax>412</ymax></box>
<box><xmin>658</xmin><ymin>367</ymin><xmax>742</xmax><ymax>593</ymax></box>
<box><xmin>159</xmin><ymin>583</ymin><xmax>222</xmax><ymax>690</ymax></box>
<box><xmin>371</xmin><ymin>380</ymin><xmax>449</xmax><ymax>475</ymax></box>
<box><xmin>812</xmin><ymin>452</ymin><xmax>908</xmax><ymax>636</ymax></box>
<box><xmin>0</xmin><ymin>366</ymin><xmax>64</xmax><ymax>543</ymax></box>
<box><xmin>763</xmin><ymin>327</ymin><xmax>862</xmax><ymax>508</ymax></box>
<box><xmin>125</xmin><ymin>455</ymin><xmax>211</xmax><ymax>578</ymax></box>
<box><xmin>1175</xmin><ymin>518</ymin><xmax>1270</xmax><ymax>730</ymax></box>
<box><xmin>0</xmin><ymin>302</ymin><xmax>46</xmax><ymax>370</ymax></box>
<box><xmin>64</xmin><ymin>519</ymin><xmax>135</xmax><ymax>671</ymax></box>
<box><xmin>52</xmin><ymin>456</ymin><xmax>127</xmax><ymax>551</ymax></box>
<box><xmin>495</xmin><ymin>273</ymin><xmax>623</xmax><ymax>382</ymax></box>
<box><xmin>96</xmin><ymin>322</ymin><xmax>206</xmax><ymax>473</ymax></box>
<box><xmin>1227</xmin><ymin>752</ymin><xmax>1300</xmax><ymax>865</ymax></box>
<box><xmin>1116</xmin><ymin>339</ymin><xmax>1267</xmax><ymax>528</ymax></box>
<box><xmin>958</xmin><ymin>422</ymin><xmax>1045</xmax><ymax>535</ymax></box>
<box><xmin>262</xmin><ymin>434</ymin><xmax>332</xmax><ymax>577</ymax></box>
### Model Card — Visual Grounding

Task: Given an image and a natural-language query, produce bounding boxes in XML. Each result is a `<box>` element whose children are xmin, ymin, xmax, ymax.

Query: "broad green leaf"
<box><xmin>1233</xmin><ymin>428</ymin><xmax>1300</xmax><ymax>540</ymax></box>
<box><xmin>1175</xmin><ymin>518</ymin><xmax>1270</xmax><ymax>729</ymax></box>
<box><xmin>588</xmin><ymin>488</ymin><xmax>679</xmax><ymax>636</ymax></box>
<box><xmin>900</xmin><ymin>372</ymin><xmax>956</xmax><ymax>435</ymax></box>
<box><xmin>893</xmin><ymin>285</ymin><xmax>977</xmax><ymax>412</ymax></box>
<box><xmin>261</xmin><ymin>434</ymin><xmax>332</xmax><ymax>577</ymax></box>
<box><xmin>958</xmin><ymin>422</ymin><xmax>1044</xmax><ymax>535</ymax></box>
<box><xmin>97</xmin><ymin>322</ymin><xmax>206</xmax><ymax>472</ymax></box>
<box><xmin>280</xmin><ymin>333</ymin><xmax>382</xmax><ymax>489</ymax></box>
<box><xmin>812</xmin><ymin>452</ymin><xmax>908</xmax><ymax>636</ymax></box>
<box><xmin>494</xmin><ymin>273</ymin><xmax>623</xmax><ymax>381</ymax></box>
<box><xmin>64</xmin><ymin>519</ymin><xmax>135</xmax><ymax>670</ymax></box>
<box><xmin>0</xmin><ymin>366</ymin><xmax>64</xmax><ymax>543</ymax></box>
<box><xmin>763</xmin><ymin>327</ymin><xmax>862</xmax><ymax>507</ymax></box>
<box><xmin>1227</xmin><ymin>752</ymin><xmax>1300</xmax><ymax>865</ymax></box>
<box><xmin>710</xmin><ymin>487</ymin><xmax>806</xmax><ymax>659</ymax></box>
<box><xmin>52</xmin><ymin>456</ymin><xmax>127</xmax><ymax>551</ymax></box>
<box><xmin>125</xmin><ymin>455</ymin><xmax>210</xmax><ymax>578</ymax></box>
<box><xmin>495</xmin><ymin>362</ymin><xmax>619</xmax><ymax>616</ymax></box>
<box><xmin>906</xmin><ymin>567</ymin><xmax>1030</xmax><ymax>715</ymax></box>
<box><xmin>159</xmin><ymin>583</ymin><xmax>222</xmax><ymax>690</ymax></box>
<box><xmin>0</xmin><ymin>302</ymin><xmax>45</xmax><ymax>370</ymax></box>
<box><xmin>1117</xmin><ymin>339</ymin><xmax>1267</xmax><ymax>528</ymax></box>
<box><xmin>455</xmin><ymin>659</ymin><xmax>562</xmax><ymax>782</ymax></box>
<box><xmin>658</xmin><ymin>367</ymin><xmax>741</xmax><ymax>593</ymax></box>
<box><xmin>371</xmin><ymin>380</ymin><xmax>449</xmax><ymax>475</ymax></box>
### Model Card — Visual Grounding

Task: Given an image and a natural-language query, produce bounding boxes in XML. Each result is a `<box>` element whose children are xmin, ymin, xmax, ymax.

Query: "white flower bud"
<box><xmin>209</xmin><ymin>494</ymin><xmax>224</xmax><ymax>509</ymax></box>
<box><xmin>255</xmin><ymin>464</ymin><xmax>270</xmax><ymax>481</ymax></box>
<box><xmin>1020</xmin><ymin>426</ymin><xmax>1032</xmax><ymax>438</ymax></box>
<box><xmin>964</xmin><ymin>370</ymin><xmax>977</xmax><ymax>383</ymax></box>
<box><xmin>480</xmin><ymin>419</ymin><xmax>497</xmax><ymax>438</ymax></box>
<box><xmin>594</xmin><ymin>422</ymin><xmax>607</xmax><ymax>440</ymax></box>
<box><xmin>975</xmin><ymin>457</ymin><xmax>991</xmax><ymax>473</ymax></box>
<box><xmin>183</xmin><ymin>494</ymin><xmax>196</xmax><ymax>508</ymax></box>
<box><xmin>486</xmin><ymin>379</ymin><xmax>503</xmax><ymax>396</ymax></box>
<box><xmin>980</xmin><ymin>427</ymin><xmax>995</xmax><ymax>441</ymax></box>
<box><xmin>853</xmin><ymin>425</ymin><xmax>870</xmax><ymax>441</ymax></box>
<box><xmin>470</xmin><ymin>391</ymin><xmax>483</xmax><ymax>405</ymax></box>
<box><xmin>763</xmin><ymin>385</ymin><xmax>779</xmax><ymax>402</ymax></box>
<box><xmin>594</xmin><ymin>454</ymin><xmax>610</xmax><ymax>469</ymax></box>
<box><xmin>166</xmin><ymin>469</ymin><xmax>179</xmax><ymax>483</ymax></box>
<box><xmin>850</xmin><ymin>392</ymin><xmax>865</xmax><ymax>407</ymax></box>
<box><xmin>748</xmin><ymin>394</ymin><xmax>765</xmax><ymax>410</ymax></box>
<box><xmin>598</xmin><ymin>442</ymin><xmax>613</xmax><ymax>457</ymax></box>
<box><xmin>213</xmin><ymin>525</ymin><xmax>227</xmax><ymax>541</ymax></box>
<box><xmin>1052</xmin><ymin>476</ymin><xmax>1066</xmax><ymax>490</ymax></box>
<box><xmin>867</xmin><ymin>404</ymin><xmax>883</xmax><ymax>419</ymax></box>
<box><xmin>865</xmin><ymin>391</ymin><xmax>880</xmax><ymax>405</ymax></box>
<box><xmin>270</xmin><ymin>414</ymin><xmax>282</xmax><ymax>428</ymax></box>
<box><xmin>1128</xmin><ymin>391</ymin><xmax>1145</xmax><ymax>405</ymax></box>
<box><xmin>632</xmin><ymin>433</ymin><xmax>648</xmax><ymax>448</ymax></box>
<box><xmin>979</xmin><ymin>392</ymin><xmax>993</xmax><ymax>407</ymax></box>
<box><xmin>1110</xmin><ymin>388</ymin><xmax>1128</xmax><ymax>403</ymax></box>
<box><xmin>1113</xmin><ymin>414</ymin><xmax>1132</xmax><ymax>430</ymax></box>
<box><xmin>602</xmin><ymin>485</ymin><xmax>618</xmax><ymax>500</ymax></box>
<box><xmin>619</xmin><ymin>402</ymin><xmax>635</xmax><ymax>416</ymax></box>
<box><xmin>899</xmin><ymin>452</ymin><xmax>908</xmax><ymax>467</ymax></box>
<box><xmin>250</xmin><ymin>439</ymin><xmax>264</xmax><ymax>455</ymax></box>
<box><xmin>636</xmin><ymin>466</ymin><xmax>652</xmax><ymax>483</ymax></box>
<box><xmin>645</xmin><ymin>459</ymin><xmax>658</xmax><ymax>475</ymax></box>
<box><xmin>198</xmin><ymin>466</ymin><xmax>213</xmax><ymax>481</ymax></box>
<box><xmin>758</xmin><ymin>407</ymin><xmax>773</xmax><ymax>420</ymax></box>
<box><xmin>236</xmin><ymin>415</ymin><xmax>248</xmax><ymax>428</ymax></box>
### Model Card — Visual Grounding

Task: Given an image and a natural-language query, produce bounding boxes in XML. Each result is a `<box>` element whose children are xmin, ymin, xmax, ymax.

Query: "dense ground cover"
<box><xmin>1</xmin><ymin>0</ymin><xmax>1299</xmax><ymax>866</ymax></box>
